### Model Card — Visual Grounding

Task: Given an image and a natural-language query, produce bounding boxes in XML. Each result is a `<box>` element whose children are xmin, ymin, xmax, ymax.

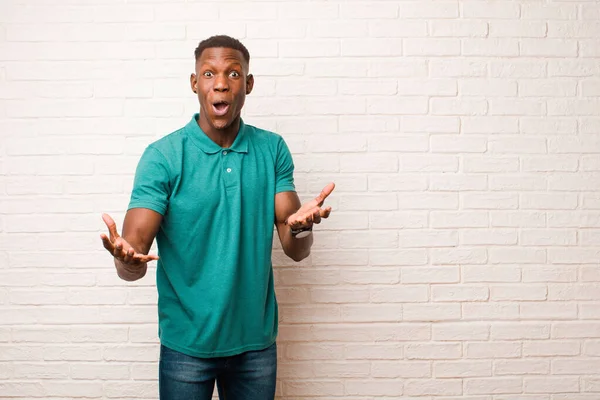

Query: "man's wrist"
<box><xmin>290</xmin><ymin>225</ymin><xmax>312</xmax><ymax>239</ymax></box>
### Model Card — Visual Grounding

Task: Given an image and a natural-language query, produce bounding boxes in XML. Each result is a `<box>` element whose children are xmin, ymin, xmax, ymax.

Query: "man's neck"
<box><xmin>198</xmin><ymin>114</ymin><xmax>241</xmax><ymax>149</ymax></box>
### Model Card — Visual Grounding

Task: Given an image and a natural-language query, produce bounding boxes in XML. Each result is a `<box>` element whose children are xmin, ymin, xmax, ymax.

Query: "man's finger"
<box><xmin>123</xmin><ymin>248</ymin><xmax>134</xmax><ymax>264</ymax></box>
<box><xmin>134</xmin><ymin>254</ymin><xmax>159</xmax><ymax>263</ymax></box>
<box><xmin>100</xmin><ymin>234</ymin><xmax>115</xmax><ymax>252</ymax></box>
<box><xmin>113</xmin><ymin>238</ymin><xmax>125</xmax><ymax>259</ymax></box>
<box><xmin>320</xmin><ymin>207</ymin><xmax>332</xmax><ymax>219</ymax></box>
<box><xmin>314</xmin><ymin>182</ymin><xmax>335</xmax><ymax>206</ymax></box>
<box><xmin>102</xmin><ymin>213</ymin><xmax>120</xmax><ymax>240</ymax></box>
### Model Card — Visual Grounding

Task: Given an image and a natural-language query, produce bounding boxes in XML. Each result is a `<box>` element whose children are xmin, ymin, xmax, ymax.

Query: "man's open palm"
<box><xmin>286</xmin><ymin>182</ymin><xmax>335</xmax><ymax>229</ymax></box>
<box><xmin>100</xmin><ymin>213</ymin><xmax>159</xmax><ymax>266</ymax></box>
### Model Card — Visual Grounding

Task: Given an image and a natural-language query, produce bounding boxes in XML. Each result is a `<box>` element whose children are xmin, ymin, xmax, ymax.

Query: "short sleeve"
<box><xmin>275</xmin><ymin>137</ymin><xmax>296</xmax><ymax>194</ymax></box>
<box><xmin>128</xmin><ymin>146</ymin><xmax>171</xmax><ymax>215</ymax></box>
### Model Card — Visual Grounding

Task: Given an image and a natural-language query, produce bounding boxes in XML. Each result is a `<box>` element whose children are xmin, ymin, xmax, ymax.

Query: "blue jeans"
<box><xmin>159</xmin><ymin>342</ymin><xmax>277</xmax><ymax>400</ymax></box>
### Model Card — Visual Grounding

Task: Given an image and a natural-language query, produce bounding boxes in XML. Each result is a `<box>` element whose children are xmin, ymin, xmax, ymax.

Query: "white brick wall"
<box><xmin>1</xmin><ymin>0</ymin><xmax>600</xmax><ymax>398</ymax></box>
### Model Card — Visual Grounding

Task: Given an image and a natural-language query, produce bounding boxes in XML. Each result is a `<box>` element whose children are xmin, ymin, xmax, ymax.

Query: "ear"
<box><xmin>190</xmin><ymin>73</ymin><xmax>197</xmax><ymax>93</ymax></box>
<box><xmin>246</xmin><ymin>74</ymin><xmax>254</xmax><ymax>95</ymax></box>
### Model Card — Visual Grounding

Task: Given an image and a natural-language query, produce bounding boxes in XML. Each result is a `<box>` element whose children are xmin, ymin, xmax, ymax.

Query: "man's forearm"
<box><xmin>281</xmin><ymin>229</ymin><xmax>314</xmax><ymax>262</ymax></box>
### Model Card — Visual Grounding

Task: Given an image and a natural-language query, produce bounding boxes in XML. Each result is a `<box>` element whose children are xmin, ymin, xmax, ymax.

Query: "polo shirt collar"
<box><xmin>186</xmin><ymin>113</ymin><xmax>249</xmax><ymax>154</ymax></box>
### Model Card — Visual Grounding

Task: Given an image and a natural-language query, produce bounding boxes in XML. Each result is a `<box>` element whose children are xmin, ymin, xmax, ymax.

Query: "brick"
<box><xmin>520</xmin><ymin>229</ymin><xmax>577</xmax><ymax>246</ymax></box>
<box><xmin>520</xmin><ymin>117</ymin><xmax>577</xmax><ymax>135</ymax></box>
<box><xmin>369</xmin><ymin>59</ymin><xmax>428</xmax><ymax>78</ymax></box>
<box><xmin>431</xmin><ymin>211</ymin><xmax>489</xmax><ymax>228</ymax></box>
<box><xmin>463</xmin><ymin>39</ymin><xmax>519</xmax><ymax>56</ymax></box>
<box><xmin>460</xmin><ymin>79</ymin><xmax>517</xmax><ymax>96</ymax></box>
<box><xmin>369</xmin><ymin>211</ymin><xmax>428</xmax><ymax>229</ymax></box>
<box><xmin>339</xmin><ymin>79</ymin><xmax>397</xmax><ymax>96</ymax></box>
<box><xmin>521</xmin><ymin>302</ymin><xmax>578</xmax><ymax>320</ymax></box>
<box><xmin>370</xmin><ymin>249</ymin><xmax>427</xmax><ymax>266</ymax></box>
<box><xmin>549</xmin><ymin>60</ymin><xmax>600</xmax><ymax>77</ymax></box>
<box><xmin>582</xmin><ymin>80</ymin><xmax>600</xmax><ymax>97</ymax></box>
<box><xmin>345</xmin><ymin>379</ymin><xmax>404</xmax><ymax>396</ymax></box>
<box><xmin>520</xmin><ymin>79</ymin><xmax>577</xmax><ymax>97</ymax></box>
<box><xmin>405</xmin><ymin>379</ymin><xmax>462</xmax><ymax>396</ymax></box>
<box><xmin>312</xmin><ymin>361</ymin><xmax>370</xmax><ymax>378</ymax></box>
<box><xmin>370</xmin><ymin>21</ymin><xmax>428</xmax><ymax>37</ymax></box>
<box><xmin>523</xmin><ymin>156</ymin><xmax>578</xmax><ymax>172</ymax></box>
<box><xmin>523</xmin><ymin>3</ymin><xmax>577</xmax><ymax>19</ymax></box>
<box><xmin>406</xmin><ymin>343</ymin><xmax>462</xmax><ymax>359</ymax></box>
<box><xmin>496</xmin><ymin>360</ymin><xmax>550</xmax><ymax>376</ymax></box>
<box><xmin>433</xmin><ymin>323</ymin><xmax>490</xmax><ymax>341</ymax></box>
<box><xmin>492</xmin><ymin>323</ymin><xmax>550</xmax><ymax>340</ymax></box>
<box><xmin>372</xmin><ymin>361</ymin><xmax>431</xmax><ymax>378</ymax></box>
<box><xmin>548</xmin><ymin>212</ymin><xmax>600</xmax><ymax>228</ymax></box>
<box><xmin>398</xmin><ymin>230</ymin><xmax>457</xmax><ymax>248</ymax></box>
<box><xmin>397</xmin><ymin>193</ymin><xmax>459</xmax><ymax>210</ymax></box>
<box><xmin>493</xmin><ymin>285</ymin><xmax>548</xmax><ymax>302</ymax></box>
<box><xmin>345</xmin><ymin>343</ymin><xmax>402</xmax><ymax>360</ymax></box>
<box><xmin>524</xmin><ymin>340</ymin><xmax>579</xmax><ymax>356</ymax></box>
<box><xmin>553</xmin><ymin>359</ymin><xmax>600</xmax><ymax>375</ymax></box>
<box><xmin>369</xmin><ymin>174</ymin><xmax>428</xmax><ymax>191</ymax></box>
<box><xmin>432</xmin><ymin>285</ymin><xmax>489</xmax><ymax>302</ymax></box>
<box><xmin>403</xmin><ymin>304</ymin><xmax>461</xmax><ymax>322</ymax></box>
<box><xmin>311</xmin><ymin>21</ymin><xmax>367</xmax><ymax>38</ymax></box>
<box><xmin>489</xmin><ymin>21</ymin><xmax>547</xmax><ymax>38</ymax></box>
<box><xmin>405</xmin><ymin>39</ymin><xmax>461</xmax><ymax>56</ymax></box>
<box><xmin>549</xmin><ymin>99</ymin><xmax>600</xmax><ymax>116</ymax></box>
<box><xmin>431</xmin><ymin>20</ymin><xmax>488</xmax><ymax>37</ymax></box>
<box><xmin>525</xmin><ymin>377</ymin><xmax>579</xmax><ymax>393</ymax></box>
<box><xmin>436</xmin><ymin>361</ymin><xmax>491</xmax><ymax>378</ymax></box>
<box><xmin>401</xmin><ymin>155</ymin><xmax>458</xmax><ymax>172</ymax></box>
<box><xmin>367</xmin><ymin>96</ymin><xmax>427</xmax><ymax>115</ymax></box>
<box><xmin>521</xmin><ymin>39</ymin><xmax>578</xmax><ymax>57</ymax></box>
<box><xmin>281</xmin><ymin>40</ymin><xmax>339</xmax><ymax>58</ymax></box>
<box><xmin>465</xmin><ymin>378</ymin><xmax>522</xmax><ymax>395</ymax></box>
<box><xmin>402</xmin><ymin>267</ymin><xmax>459</xmax><ymax>284</ymax></box>
<box><xmin>461</xmin><ymin>116</ymin><xmax>519</xmax><ymax>134</ymax></box>
<box><xmin>489</xmin><ymin>175</ymin><xmax>547</xmax><ymax>191</ymax></box>
<box><xmin>341</xmin><ymin>305</ymin><xmax>401</xmax><ymax>323</ymax></box>
<box><xmin>523</xmin><ymin>266</ymin><xmax>576</xmax><ymax>283</ymax></box>
<box><xmin>580</xmin><ymin>40</ymin><xmax>600</xmax><ymax>57</ymax></box>
<box><xmin>402</xmin><ymin>116</ymin><xmax>460</xmax><ymax>133</ymax></box>
<box><xmin>463</xmin><ymin>193</ymin><xmax>519</xmax><ymax>210</ymax></box>
<box><xmin>430</xmin><ymin>60</ymin><xmax>488</xmax><ymax>78</ymax></box>
<box><xmin>399</xmin><ymin>2</ymin><xmax>459</xmax><ymax>18</ymax></box>
<box><xmin>463</xmin><ymin>303</ymin><xmax>520</xmax><ymax>321</ymax></box>
<box><xmin>13</xmin><ymin>363</ymin><xmax>70</xmax><ymax>379</ymax></box>
<box><xmin>339</xmin><ymin>115</ymin><xmax>398</xmax><ymax>133</ymax></box>
<box><xmin>431</xmin><ymin>99</ymin><xmax>488</xmax><ymax>116</ymax></box>
<box><xmin>461</xmin><ymin>229</ymin><xmax>518</xmax><ymax>245</ymax></box>
<box><xmin>342</xmin><ymin>38</ymin><xmax>403</xmax><ymax>57</ymax></box>
<box><xmin>370</xmin><ymin>286</ymin><xmax>429</xmax><ymax>303</ymax></box>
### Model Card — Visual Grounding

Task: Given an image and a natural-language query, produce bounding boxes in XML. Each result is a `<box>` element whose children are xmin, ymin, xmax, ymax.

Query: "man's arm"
<box><xmin>274</xmin><ymin>183</ymin><xmax>335</xmax><ymax>262</ymax></box>
<box><xmin>275</xmin><ymin>191</ymin><xmax>313</xmax><ymax>262</ymax></box>
<box><xmin>101</xmin><ymin>208</ymin><xmax>162</xmax><ymax>281</ymax></box>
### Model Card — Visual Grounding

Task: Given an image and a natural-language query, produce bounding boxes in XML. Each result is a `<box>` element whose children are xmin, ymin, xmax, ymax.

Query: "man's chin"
<box><xmin>210</xmin><ymin>118</ymin><xmax>232</xmax><ymax>130</ymax></box>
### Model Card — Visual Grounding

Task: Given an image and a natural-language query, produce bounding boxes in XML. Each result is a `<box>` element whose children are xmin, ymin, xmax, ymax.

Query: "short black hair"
<box><xmin>194</xmin><ymin>35</ymin><xmax>250</xmax><ymax>65</ymax></box>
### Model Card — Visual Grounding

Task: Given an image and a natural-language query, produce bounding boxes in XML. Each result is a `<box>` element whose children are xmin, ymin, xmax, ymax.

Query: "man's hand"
<box><xmin>285</xmin><ymin>182</ymin><xmax>335</xmax><ymax>230</ymax></box>
<box><xmin>100</xmin><ymin>213</ymin><xmax>159</xmax><ymax>267</ymax></box>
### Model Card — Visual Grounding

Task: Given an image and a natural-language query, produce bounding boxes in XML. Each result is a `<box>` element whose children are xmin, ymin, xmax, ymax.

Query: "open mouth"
<box><xmin>212</xmin><ymin>101</ymin><xmax>230</xmax><ymax>117</ymax></box>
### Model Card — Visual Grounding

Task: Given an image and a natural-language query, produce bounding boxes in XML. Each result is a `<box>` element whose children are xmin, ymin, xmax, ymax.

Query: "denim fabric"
<box><xmin>159</xmin><ymin>342</ymin><xmax>277</xmax><ymax>400</ymax></box>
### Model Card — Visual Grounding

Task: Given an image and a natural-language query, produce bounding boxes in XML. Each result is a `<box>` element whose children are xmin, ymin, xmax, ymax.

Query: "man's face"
<box><xmin>190</xmin><ymin>47</ymin><xmax>253</xmax><ymax>131</ymax></box>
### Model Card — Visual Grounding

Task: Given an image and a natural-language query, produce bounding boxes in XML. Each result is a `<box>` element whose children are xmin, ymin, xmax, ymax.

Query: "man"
<box><xmin>100</xmin><ymin>35</ymin><xmax>334</xmax><ymax>399</ymax></box>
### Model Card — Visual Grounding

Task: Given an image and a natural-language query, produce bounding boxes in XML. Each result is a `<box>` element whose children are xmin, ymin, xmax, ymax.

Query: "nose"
<box><xmin>213</xmin><ymin>74</ymin><xmax>229</xmax><ymax>92</ymax></box>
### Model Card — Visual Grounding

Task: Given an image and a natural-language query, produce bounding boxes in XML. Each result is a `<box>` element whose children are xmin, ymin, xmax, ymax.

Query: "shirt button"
<box><xmin>226</xmin><ymin>168</ymin><xmax>232</xmax><ymax>173</ymax></box>
<box><xmin>223</xmin><ymin>151</ymin><xmax>228</xmax><ymax>155</ymax></box>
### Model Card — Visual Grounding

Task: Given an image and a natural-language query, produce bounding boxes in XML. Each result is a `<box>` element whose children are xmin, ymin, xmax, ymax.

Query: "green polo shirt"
<box><xmin>128</xmin><ymin>114</ymin><xmax>295</xmax><ymax>358</ymax></box>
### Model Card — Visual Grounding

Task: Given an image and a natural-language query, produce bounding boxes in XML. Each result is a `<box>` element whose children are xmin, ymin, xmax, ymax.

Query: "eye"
<box><xmin>203</xmin><ymin>71</ymin><xmax>213</xmax><ymax>77</ymax></box>
<box><xmin>229</xmin><ymin>71</ymin><xmax>240</xmax><ymax>78</ymax></box>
